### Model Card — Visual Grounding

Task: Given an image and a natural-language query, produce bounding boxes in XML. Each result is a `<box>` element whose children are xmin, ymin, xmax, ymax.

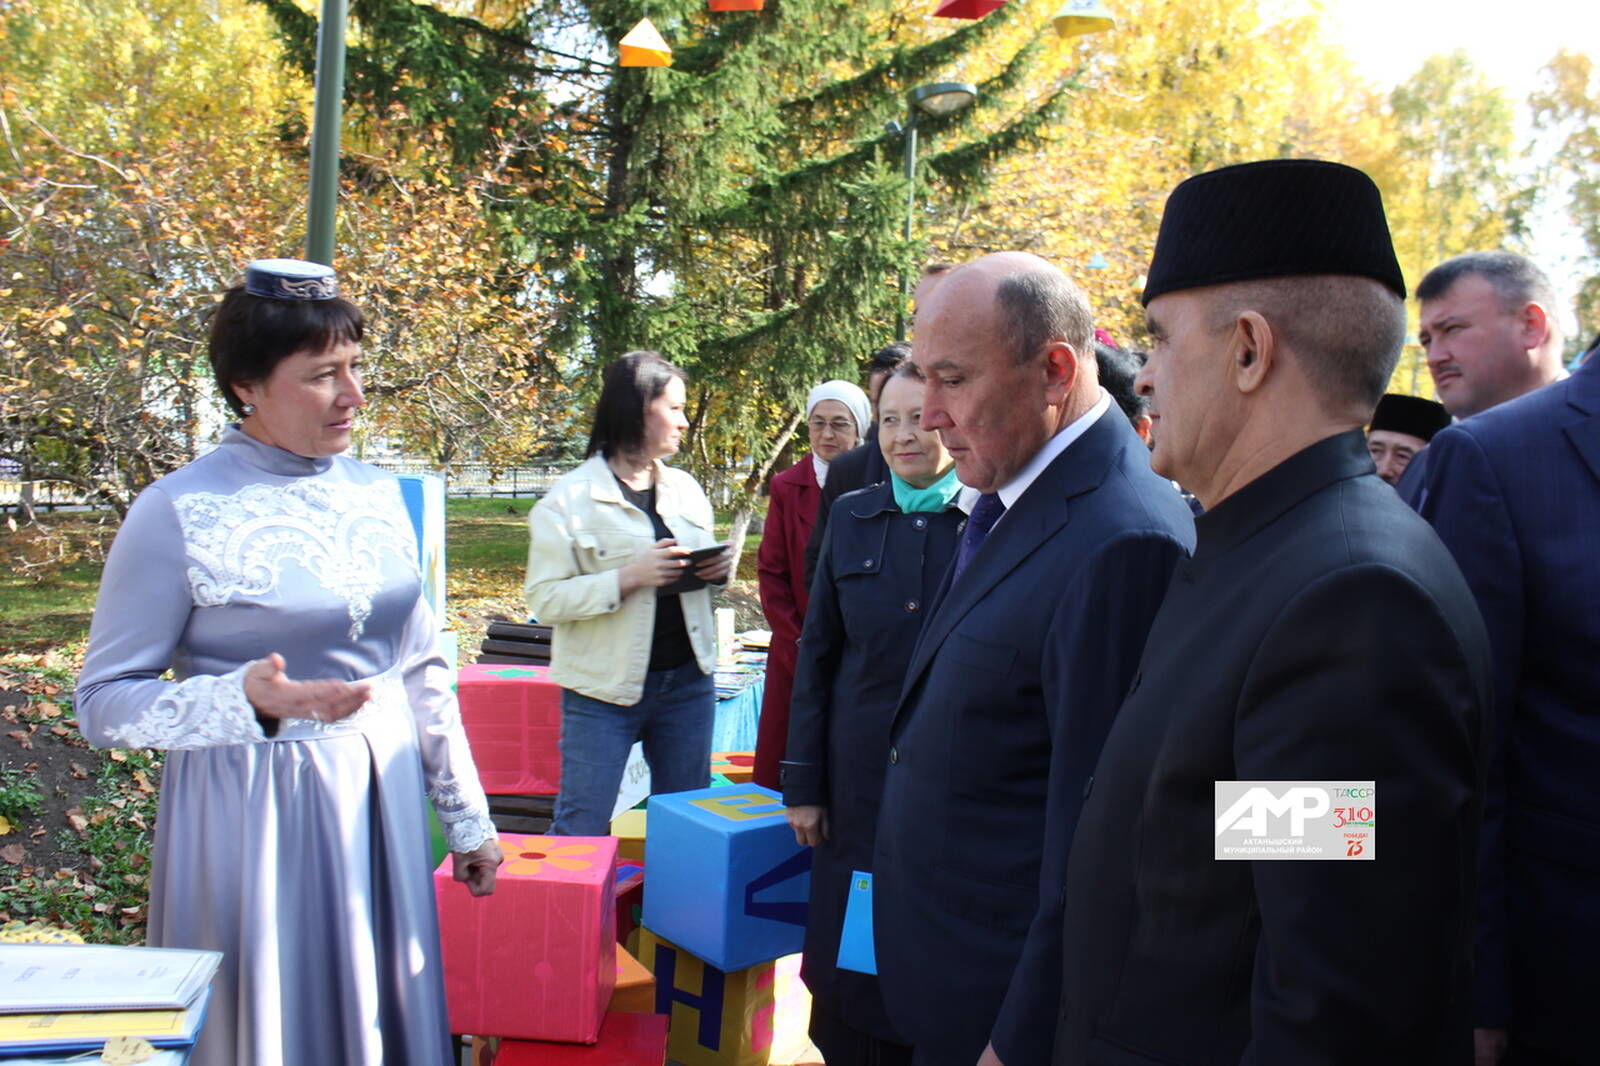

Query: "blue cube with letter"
<box><xmin>642</xmin><ymin>784</ymin><xmax>811</xmax><ymax>971</ymax></box>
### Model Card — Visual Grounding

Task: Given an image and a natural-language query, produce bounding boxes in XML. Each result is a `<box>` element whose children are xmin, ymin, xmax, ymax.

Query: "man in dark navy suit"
<box><xmin>1419</xmin><ymin>350</ymin><xmax>1600</xmax><ymax>1066</ymax></box>
<box><xmin>1396</xmin><ymin>252</ymin><xmax>1568</xmax><ymax>507</ymax></box>
<box><xmin>872</xmin><ymin>252</ymin><xmax>1195</xmax><ymax>1066</ymax></box>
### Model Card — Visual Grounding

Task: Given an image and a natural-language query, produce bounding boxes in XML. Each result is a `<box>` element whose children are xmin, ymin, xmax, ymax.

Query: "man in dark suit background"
<box><xmin>872</xmin><ymin>252</ymin><xmax>1194</xmax><ymax>1066</ymax></box>
<box><xmin>1419</xmin><ymin>349</ymin><xmax>1600</xmax><ymax>1066</ymax></box>
<box><xmin>1054</xmin><ymin>160</ymin><xmax>1492</xmax><ymax>1065</ymax></box>
<box><xmin>1396</xmin><ymin>252</ymin><xmax>1567</xmax><ymax>506</ymax></box>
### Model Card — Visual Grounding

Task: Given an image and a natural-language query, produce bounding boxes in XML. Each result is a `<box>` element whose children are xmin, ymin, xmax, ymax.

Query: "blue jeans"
<box><xmin>550</xmin><ymin>659</ymin><xmax>714</xmax><ymax>836</ymax></box>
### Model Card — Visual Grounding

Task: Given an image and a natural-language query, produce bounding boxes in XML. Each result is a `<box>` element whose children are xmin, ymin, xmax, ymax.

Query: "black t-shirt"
<box><xmin>616</xmin><ymin>477</ymin><xmax>696</xmax><ymax>671</ymax></box>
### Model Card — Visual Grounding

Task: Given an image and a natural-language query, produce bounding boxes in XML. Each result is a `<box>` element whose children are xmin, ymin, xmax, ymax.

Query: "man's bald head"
<box><xmin>912</xmin><ymin>252</ymin><xmax>1103</xmax><ymax>492</ymax></box>
<box><xmin>922</xmin><ymin>252</ymin><xmax>1097</xmax><ymax>368</ymax></box>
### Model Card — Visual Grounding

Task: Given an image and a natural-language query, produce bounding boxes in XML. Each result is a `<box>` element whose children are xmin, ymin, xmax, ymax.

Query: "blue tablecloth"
<box><xmin>711</xmin><ymin>677</ymin><xmax>763</xmax><ymax>753</ymax></box>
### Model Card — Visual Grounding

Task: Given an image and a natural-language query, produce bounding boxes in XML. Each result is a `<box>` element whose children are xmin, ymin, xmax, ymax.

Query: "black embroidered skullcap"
<box><xmin>1370</xmin><ymin>394</ymin><xmax>1451</xmax><ymax>441</ymax></box>
<box><xmin>1142</xmin><ymin>160</ymin><xmax>1405</xmax><ymax>306</ymax></box>
<box><xmin>244</xmin><ymin>258</ymin><xmax>338</xmax><ymax>301</ymax></box>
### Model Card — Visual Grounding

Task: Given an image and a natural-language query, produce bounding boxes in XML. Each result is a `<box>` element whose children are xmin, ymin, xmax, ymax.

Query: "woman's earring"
<box><xmin>242</xmin><ymin>403</ymin><xmax>256</xmax><ymax>417</ymax></box>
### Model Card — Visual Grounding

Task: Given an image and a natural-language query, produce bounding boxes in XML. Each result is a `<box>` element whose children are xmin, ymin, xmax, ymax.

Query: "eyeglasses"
<box><xmin>808</xmin><ymin>418</ymin><xmax>855</xmax><ymax>434</ymax></box>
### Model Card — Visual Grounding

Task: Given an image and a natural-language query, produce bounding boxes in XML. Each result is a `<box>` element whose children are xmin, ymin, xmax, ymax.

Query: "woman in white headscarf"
<box><xmin>753</xmin><ymin>380</ymin><xmax>870</xmax><ymax>789</ymax></box>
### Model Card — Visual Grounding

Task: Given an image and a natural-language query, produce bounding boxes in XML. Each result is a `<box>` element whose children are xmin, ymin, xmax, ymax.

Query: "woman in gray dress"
<box><xmin>75</xmin><ymin>259</ymin><xmax>502</xmax><ymax>1066</ymax></box>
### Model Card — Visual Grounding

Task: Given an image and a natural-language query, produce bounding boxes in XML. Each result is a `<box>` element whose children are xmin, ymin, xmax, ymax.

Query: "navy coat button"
<box><xmin>864</xmin><ymin>558</ymin><xmax>875</xmax><ymax>568</ymax></box>
<box><xmin>889</xmin><ymin>746</ymin><xmax>899</xmax><ymax>764</ymax></box>
<box><xmin>1082</xmin><ymin>775</ymin><xmax>1095</xmax><ymax>799</ymax></box>
<box><xmin>905</xmin><ymin>600</ymin><xmax>919</xmax><ymax>612</ymax></box>
<box><xmin>913</xmin><ymin>517</ymin><xmax>927</xmax><ymax>529</ymax></box>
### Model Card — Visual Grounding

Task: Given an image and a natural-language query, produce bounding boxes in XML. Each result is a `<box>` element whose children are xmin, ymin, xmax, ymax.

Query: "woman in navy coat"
<box><xmin>781</xmin><ymin>366</ymin><xmax>964</xmax><ymax>1066</ymax></box>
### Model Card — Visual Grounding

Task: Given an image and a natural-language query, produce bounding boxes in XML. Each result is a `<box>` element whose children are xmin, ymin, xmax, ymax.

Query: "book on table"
<box><xmin>0</xmin><ymin>944</ymin><xmax>220</xmax><ymax>1055</ymax></box>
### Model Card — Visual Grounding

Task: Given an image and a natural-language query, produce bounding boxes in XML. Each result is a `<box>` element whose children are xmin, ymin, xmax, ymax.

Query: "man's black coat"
<box><xmin>873</xmin><ymin>408</ymin><xmax>1195</xmax><ymax>1066</ymax></box>
<box><xmin>1055</xmin><ymin>431</ymin><xmax>1492</xmax><ymax>1066</ymax></box>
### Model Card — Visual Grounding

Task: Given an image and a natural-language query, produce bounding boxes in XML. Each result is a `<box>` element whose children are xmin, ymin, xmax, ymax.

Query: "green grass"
<box><xmin>0</xmin><ymin>519</ymin><xmax>106</xmax><ymax>655</ymax></box>
<box><xmin>0</xmin><ymin>766</ymin><xmax>45</xmax><ymax>824</ymax></box>
<box><xmin>447</xmin><ymin>497</ymin><xmax>535</xmax><ymax>571</ymax></box>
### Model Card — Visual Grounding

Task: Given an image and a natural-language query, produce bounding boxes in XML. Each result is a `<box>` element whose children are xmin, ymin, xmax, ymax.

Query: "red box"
<box><xmin>495</xmin><ymin>1013</ymin><xmax>669</xmax><ymax>1065</ymax></box>
<box><xmin>436</xmin><ymin>834</ymin><xmax>618</xmax><ymax>1043</ymax></box>
<box><xmin>457</xmin><ymin>664</ymin><xmax>562</xmax><ymax>793</ymax></box>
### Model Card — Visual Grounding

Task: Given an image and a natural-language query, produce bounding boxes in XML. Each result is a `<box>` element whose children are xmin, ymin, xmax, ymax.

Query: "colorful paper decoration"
<box><xmin>642</xmin><ymin>785</ymin><xmax>811</xmax><ymax>972</ymax></box>
<box><xmin>709</xmin><ymin>752</ymin><xmax>756</xmax><ymax>784</ymax></box>
<box><xmin>708</xmin><ymin>0</ymin><xmax>764</xmax><ymax>9</ymax></box>
<box><xmin>636</xmin><ymin>928</ymin><xmax>775</xmax><ymax>1066</ymax></box>
<box><xmin>455</xmin><ymin>664</ymin><xmax>562</xmax><ymax>794</ymax></box>
<box><xmin>1052</xmin><ymin>0</ymin><xmax>1115</xmax><ymax>38</ymax></box>
<box><xmin>934</xmin><ymin>0</ymin><xmax>1006</xmax><ymax>18</ymax></box>
<box><xmin>615</xmin><ymin>859</ymin><xmax>645</xmax><ymax>947</ymax></box>
<box><xmin>396</xmin><ymin>474</ymin><xmax>447</xmax><ymax>624</ymax></box>
<box><xmin>435</xmin><ymin>834</ymin><xmax>619</xmax><ymax>1044</ymax></box>
<box><xmin>495</xmin><ymin>1013</ymin><xmax>670</xmax><ymax>1066</ymax></box>
<box><xmin>611</xmin><ymin>808</ymin><xmax>647</xmax><ymax>862</ymax></box>
<box><xmin>619</xmin><ymin>19</ymin><xmax>672</xmax><ymax>68</ymax></box>
<box><xmin>835</xmin><ymin>871</ymin><xmax>876</xmax><ymax>974</ymax></box>
<box><xmin>610</xmin><ymin>942</ymin><xmax>657</xmax><ymax>1014</ymax></box>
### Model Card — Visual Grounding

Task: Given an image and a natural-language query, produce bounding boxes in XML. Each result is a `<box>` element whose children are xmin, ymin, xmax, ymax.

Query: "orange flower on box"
<box><xmin>500</xmin><ymin>836</ymin><xmax>599</xmax><ymax>876</ymax></box>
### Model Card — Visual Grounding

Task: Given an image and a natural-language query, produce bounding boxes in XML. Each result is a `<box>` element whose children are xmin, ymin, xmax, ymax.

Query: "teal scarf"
<box><xmin>891</xmin><ymin>467</ymin><xmax>962</xmax><ymax>513</ymax></box>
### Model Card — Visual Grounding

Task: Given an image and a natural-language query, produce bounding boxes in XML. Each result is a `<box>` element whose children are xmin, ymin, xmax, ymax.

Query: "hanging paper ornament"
<box><xmin>709</xmin><ymin>0</ymin><xmax>764</xmax><ymax>9</ymax></box>
<box><xmin>934</xmin><ymin>0</ymin><xmax>1006</xmax><ymax>18</ymax></box>
<box><xmin>619</xmin><ymin>19</ymin><xmax>672</xmax><ymax>67</ymax></box>
<box><xmin>1052</xmin><ymin>0</ymin><xmax>1116</xmax><ymax>38</ymax></box>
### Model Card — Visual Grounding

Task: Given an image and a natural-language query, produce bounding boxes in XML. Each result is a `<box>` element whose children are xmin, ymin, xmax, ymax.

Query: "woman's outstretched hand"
<box><xmin>243</xmin><ymin>653</ymin><xmax>371</xmax><ymax>723</ymax></box>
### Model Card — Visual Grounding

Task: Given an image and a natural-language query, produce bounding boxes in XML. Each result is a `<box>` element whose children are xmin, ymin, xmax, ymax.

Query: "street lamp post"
<box><xmin>305</xmin><ymin>0</ymin><xmax>349</xmax><ymax>266</ymax></box>
<box><xmin>897</xmin><ymin>81</ymin><xmax>978</xmax><ymax>340</ymax></box>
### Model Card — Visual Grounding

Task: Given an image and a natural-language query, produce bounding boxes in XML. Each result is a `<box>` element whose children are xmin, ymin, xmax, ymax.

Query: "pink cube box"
<box><xmin>436</xmin><ymin>833</ymin><xmax>619</xmax><ymax>1043</ymax></box>
<box><xmin>457</xmin><ymin>664</ymin><xmax>563</xmax><ymax>794</ymax></box>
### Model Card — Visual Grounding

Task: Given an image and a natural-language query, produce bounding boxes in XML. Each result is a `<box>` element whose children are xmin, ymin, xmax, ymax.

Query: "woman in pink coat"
<box><xmin>754</xmin><ymin>380</ymin><xmax>870</xmax><ymax>788</ymax></box>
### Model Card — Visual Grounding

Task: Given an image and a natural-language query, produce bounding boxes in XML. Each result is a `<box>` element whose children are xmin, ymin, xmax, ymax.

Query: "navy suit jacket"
<box><xmin>871</xmin><ymin>408</ymin><xmax>1194</xmax><ymax>1066</ymax></box>
<box><xmin>1419</xmin><ymin>357</ymin><xmax>1600</xmax><ymax>1055</ymax></box>
<box><xmin>1395</xmin><ymin>441</ymin><xmax>1430</xmax><ymax>507</ymax></box>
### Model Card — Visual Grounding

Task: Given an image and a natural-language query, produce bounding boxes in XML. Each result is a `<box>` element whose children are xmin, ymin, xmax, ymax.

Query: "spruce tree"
<box><xmin>260</xmin><ymin>0</ymin><xmax>1080</xmax><ymax>541</ymax></box>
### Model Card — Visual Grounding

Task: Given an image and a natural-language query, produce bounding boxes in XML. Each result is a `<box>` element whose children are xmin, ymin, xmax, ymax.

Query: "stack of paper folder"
<box><xmin>0</xmin><ymin>944</ymin><xmax>221</xmax><ymax>1062</ymax></box>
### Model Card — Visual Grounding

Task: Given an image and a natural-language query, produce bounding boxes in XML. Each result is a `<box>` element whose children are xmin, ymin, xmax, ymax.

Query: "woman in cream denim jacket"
<box><xmin>525</xmin><ymin>351</ymin><xmax>731</xmax><ymax>834</ymax></box>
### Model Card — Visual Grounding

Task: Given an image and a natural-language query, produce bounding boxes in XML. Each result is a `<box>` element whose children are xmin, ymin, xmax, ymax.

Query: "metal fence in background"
<box><xmin>0</xmin><ymin>463</ymin><xmax>568</xmax><ymax>512</ymax></box>
<box><xmin>365</xmin><ymin>461</ymin><xmax>566</xmax><ymax>498</ymax></box>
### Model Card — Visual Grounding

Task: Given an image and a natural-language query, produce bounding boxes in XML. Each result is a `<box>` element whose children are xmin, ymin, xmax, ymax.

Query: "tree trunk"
<box><xmin>724</xmin><ymin>409</ymin><xmax>804</xmax><ymax>577</ymax></box>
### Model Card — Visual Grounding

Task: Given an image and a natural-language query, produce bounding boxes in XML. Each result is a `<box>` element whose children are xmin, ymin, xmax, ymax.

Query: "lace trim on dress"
<box><xmin>430</xmin><ymin>773</ymin><xmax>497</xmax><ymax>853</ymax></box>
<box><xmin>104</xmin><ymin>662</ymin><xmax>266</xmax><ymax>750</ymax></box>
<box><xmin>173</xmin><ymin>479</ymin><xmax>418</xmax><ymax>640</ymax></box>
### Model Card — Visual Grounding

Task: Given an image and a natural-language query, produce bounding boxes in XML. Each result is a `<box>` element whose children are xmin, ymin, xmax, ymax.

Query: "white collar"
<box><xmin>811</xmin><ymin>453</ymin><xmax>830</xmax><ymax>489</ymax></box>
<box><xmin>994</xmin><ymin>388</ymin><xmax>1112</xmax><ymax>512</ymax></box>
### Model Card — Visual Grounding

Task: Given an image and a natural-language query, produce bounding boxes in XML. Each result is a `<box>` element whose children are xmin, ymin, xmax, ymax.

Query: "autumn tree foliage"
<box><xmin>1531</xmin><ymin>50</ymin><xmax>1600</xmax><ymax>343</ymax></box>
<box><xmin>0</xmin><ymin>0</ymin><xmax>559</xmax><ymax>516</ymax></box>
